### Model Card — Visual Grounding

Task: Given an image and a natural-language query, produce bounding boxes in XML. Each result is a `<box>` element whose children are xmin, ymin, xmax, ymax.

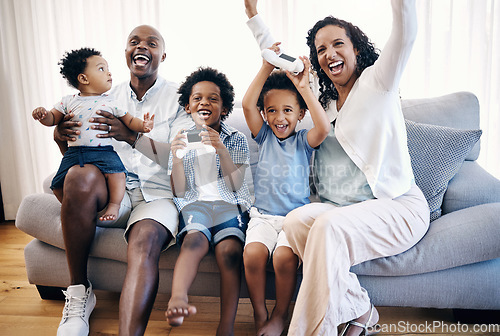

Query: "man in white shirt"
<box><xmin>54</xmin><ymin>25</ymin><xmax>192</xmax><ymax>336</ymax></box>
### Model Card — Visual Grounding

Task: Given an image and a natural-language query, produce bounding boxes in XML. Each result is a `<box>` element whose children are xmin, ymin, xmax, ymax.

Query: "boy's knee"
<box><xmin>182</xmin><ymin>231</ymin><xmax>208</xmax><ymax>251</ymax></box>
<box><xmin>217</xmin><ymin>239</ymin><xmax>243</xmax><ymax>270</ymax></box>
<box><xmin>272</xmin><ymin>248</ymin><xmax>297</xmax><ymax>273</ymax></box>
<box><xmin>243</xmin><ymin>244</ymin><xmax>268</xmax><ymax>270</ymax></box>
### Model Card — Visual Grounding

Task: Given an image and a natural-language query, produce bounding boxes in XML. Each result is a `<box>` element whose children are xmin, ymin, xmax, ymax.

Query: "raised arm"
<box><xmin>373</xmin><ymin>0</ymin><xmax>417</xmax><ymax>91</ymax></box>
<box><xmin>242</xmin><ymin>59</ymin><xmax>275</xmax><ymax>137</ymax></box>
<box><xmin>245</xmin><ymin>0</ymin><xmax>277</xmax><ymax>51</ymax></box>
<box><xmin>286</xmin><ymin>57</ymin><xmax>330</xmax><ymax>148</ymax></box>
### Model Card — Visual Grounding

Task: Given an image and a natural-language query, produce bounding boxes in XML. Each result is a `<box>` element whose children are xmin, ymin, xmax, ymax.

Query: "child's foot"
<box><xmin>257</xmin><ymin>313</ymin><xmax>287</xmax><ymax>336</ymax></box>
<box><xmin>165</xmin><ymin>296</ymin><xmax>197</xmax><ymax>327</ymax></box>
<box><xmin>99</xmin><ymin>203</ymin><xmax>120</xmax><ymax>221</ymax></box>
<box><xmin>216</xmin><ymin>324</ymin><xmax>235</xmax><ymax>336</ymax></box>
<box><xmin>253</xmin><ymin>308</ymin><xmax>268</xmax><ymax>332</ymax></box>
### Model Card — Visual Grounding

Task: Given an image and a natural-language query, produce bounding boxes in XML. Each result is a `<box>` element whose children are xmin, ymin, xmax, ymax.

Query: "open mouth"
<box><xmin>328</xmin><ymin>60</ymin><xmax>344</xmax><ymax>74</ymax></box>
<box><xmin>133</xmin><ymin>54</ymin><xmax>150</xmax><ymax>66</ymax></box>
<box><xmin>275</xmin><ymin>124</ymin><xmax>288</xmax><ymax>133</ymax></box>
<box><xmin>197</xmin><ymin>110</ymin><xmax>212</xmax><ymax>119</ymax></box>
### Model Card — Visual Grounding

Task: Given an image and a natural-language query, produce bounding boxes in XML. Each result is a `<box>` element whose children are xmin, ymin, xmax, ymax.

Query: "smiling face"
<box><xmin>315</xmin><ymin>24</ymin><xmax>359</xmax><ymax>92</ymax></box>
<box><xmin>79</xmin><ymin>55</ymin><xmax>112</xmax><ymax>95</ymax></box>
<box><xmin>125</xmin><ymin>25</ymin><xmax>166</xmax><ymax>79</ymax></box>
<box><xmin>263</xmin><ymin>89</ymin><xmax>305</xmax><ymax>140</ymax></box>
<box><xmin>185</xmin><ymin>81</ymin><xmax>226</xmax><ymax>132</ymax></box>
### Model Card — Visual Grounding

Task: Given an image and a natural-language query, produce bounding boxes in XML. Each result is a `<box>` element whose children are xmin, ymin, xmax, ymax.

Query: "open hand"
<box><xmin>143</xmin><ymin>112</ymin><xmax>155</xmax><ymax>133</ymax></box>
<box><xmin>32</xmin><ymin>107</ymin><xmax>48</xmax><ymax>121</ymax></box>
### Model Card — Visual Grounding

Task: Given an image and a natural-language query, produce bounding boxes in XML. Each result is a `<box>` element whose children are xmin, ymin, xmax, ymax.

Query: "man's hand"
<box><xmin>90</xmin><ymin>110</ymin><xmax>136</xmax><ymax>144</ymax></box>
<box><xmin>54</xmin><ymin>113</ymin><xmax>81</xmax><ymax>142</ymax></box>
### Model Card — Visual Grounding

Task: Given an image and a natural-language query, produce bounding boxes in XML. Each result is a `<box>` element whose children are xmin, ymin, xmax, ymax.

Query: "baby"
<box><xmin>32</xmin><ymin>47</ymin><xmax>153</xmax><ymax>221</ymax></box>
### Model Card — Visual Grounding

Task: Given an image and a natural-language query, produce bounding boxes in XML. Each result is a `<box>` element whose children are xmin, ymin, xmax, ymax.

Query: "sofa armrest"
<box><xmin>442</xmin><ymin>161</ymin><xmax>500</xmax><ymax>215</ymax></box>
<box><xmin>43</xmin><ymin>173</ymin><xmax>55</xmax><ymax>194</ymax></box>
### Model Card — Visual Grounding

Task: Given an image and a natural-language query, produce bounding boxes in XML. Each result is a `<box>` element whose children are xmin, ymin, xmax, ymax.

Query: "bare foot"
<box><xmin>216</xmin><ymin>323</ymin><xmax>235</xmax><ymax>336</ymax></box>
<box><xmin>253</xmin><ymin>307</ymin><xmax>268</xmax><ymax>332</ymax></box>
<box><xmin>342</xmin><ymin>305</ymin><xmax>379</xmax><ymax>336</ymax></box>
<box><xmin>257</xmin><ymin>313</ymin><xmax>287</xmax><ymax>336</ymax></box>
<box><xmin>165</xmin><ymin>296</ymin><xmax>197</xmax><ymax>327</ymax></box>
<box><xmin>99</xmin><ymin>203</ymin><xmax>120</xmax><ymax>221</ymax></box>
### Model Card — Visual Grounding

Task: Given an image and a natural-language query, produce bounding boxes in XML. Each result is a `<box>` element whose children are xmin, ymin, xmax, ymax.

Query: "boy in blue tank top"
<box><xmin>241</xmin><ymin>42</ymin><xmax>330</xmax><ymax>335</ymax></box>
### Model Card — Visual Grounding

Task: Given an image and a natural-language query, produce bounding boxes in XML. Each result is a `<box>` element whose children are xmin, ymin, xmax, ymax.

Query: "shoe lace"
<box><xmin>62</xmin><ymin>290</ymin><xmax>88</xmax><ymax>318</ymax></box>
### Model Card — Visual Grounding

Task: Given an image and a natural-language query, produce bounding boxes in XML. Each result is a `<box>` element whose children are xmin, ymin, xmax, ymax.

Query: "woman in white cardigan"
<box><xmin>245</xmin><ymin>1</ymin><xmax>430</xmax><ymax>335</ymax></box>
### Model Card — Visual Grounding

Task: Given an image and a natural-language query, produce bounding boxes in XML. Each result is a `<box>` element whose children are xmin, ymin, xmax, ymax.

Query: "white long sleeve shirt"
<box><xmin>247</xmin><ymin>0</ymin><xmax>417</xmax><ymax>199</ymax></box>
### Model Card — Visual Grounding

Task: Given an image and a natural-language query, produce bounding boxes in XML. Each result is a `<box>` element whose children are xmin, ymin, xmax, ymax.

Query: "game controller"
<box><xmin>175</xmin><ymin>129</ymin><xmax>215</xmax><ymax>159</ymax></box>
<box><xmin>262</xmin><ymin>49</ymin><xmax>304</xmax><ymax>74</ymax></box>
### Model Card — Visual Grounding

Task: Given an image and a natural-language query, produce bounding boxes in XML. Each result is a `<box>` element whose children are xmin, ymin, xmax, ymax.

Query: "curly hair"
<box><xmin>59</xmin><ymin>47</ymin><xmax>101</xmax><ymax>89</ymax></box>
<box><xmin>178</xmin><ymin>67</ymin><xmax>235</xmax><ymax>121</ymax></box>
<box><xmin>257</xmin><ymin>70</ymin><xmax>307</xmax><ymax>112</ymax></box>
<box><xmin>306</xmin><ymin>16</ymin><xmax>379</xmax><ymax>109</ymax></box>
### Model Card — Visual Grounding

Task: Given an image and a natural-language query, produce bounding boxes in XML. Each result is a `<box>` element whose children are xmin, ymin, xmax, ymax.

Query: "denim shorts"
<box><xmin>50</xmin><ymin>145</ymin><xmax>126</xmax><ymax>190</ymax></box>
<box><xmin>178</xmin><ymin>201</ymin><xmax>249</xmax><ymax>247</ymax></box>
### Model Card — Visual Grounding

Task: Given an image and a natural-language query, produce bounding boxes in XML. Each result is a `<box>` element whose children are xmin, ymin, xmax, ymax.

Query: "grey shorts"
<box><xmin>98</xmin><ymin>187</ymin><xmax>179</xmax><ymax>250</ymax></box>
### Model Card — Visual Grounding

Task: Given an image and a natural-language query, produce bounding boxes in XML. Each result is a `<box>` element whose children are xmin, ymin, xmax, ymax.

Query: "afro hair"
<box><xmin>59</xmin><ymin>47</ymin><xmax>101</xmax><ymax>89</ymax></box>
<box><xmin>178</xmin><ymin>67</ymin><xmax>235</xmax><ymax>121</ymax></box>
<box><xmin>257</xmin><ymin>70</ymin><xmax>307</xmax><ymax>112</ymax></box>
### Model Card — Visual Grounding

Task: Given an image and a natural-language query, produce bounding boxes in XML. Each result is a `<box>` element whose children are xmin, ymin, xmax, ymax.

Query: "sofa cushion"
<box><xmin>405</xmin><ymin>120</ymin><xmax>482</xmax><ymax>221</ymax></box>
<box><xmin>402</xmin><ymin>91</ymin><xmax>481</xmax><ymax>161</ymax></box>
<box><xmin>442</xmin><ymin>161</ymin><xmax>500</xmax><ymax>214</ymax></box>
<box><xmin>351</xmin><ymin>202</ymin><xmax>500</xmax><ymax>276</ymax></box>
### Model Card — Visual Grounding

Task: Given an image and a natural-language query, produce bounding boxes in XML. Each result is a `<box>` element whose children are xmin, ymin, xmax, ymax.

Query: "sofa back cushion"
<box><xmin>402</xmin><ymin>91</ymin><xmax>480</xmax><ymax>161</ymax></box>
<box><xmin>405</xmin><ymin>120</ymin><xmax>481</xmax><ymax>221</ymax></box>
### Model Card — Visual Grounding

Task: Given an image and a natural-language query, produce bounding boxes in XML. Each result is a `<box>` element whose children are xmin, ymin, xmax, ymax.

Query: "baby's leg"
<box><xmin>214</xmin><ymin>237</ymin><xmax>244</xmax><ymax>336</ymax></box>
<box><xmin>52</xmin><ymin>188</ymin><xmax>64</xmax><ymax>203</ymax></box>
<box><xmin>166</xmin><ymin>230</ymin><xmax>208</xmax><ymax>326</ymax></box>
<box><xmin>99</xmin><ymin>172</ymin><xmax>126</xmax><ymax>221</ymax></box>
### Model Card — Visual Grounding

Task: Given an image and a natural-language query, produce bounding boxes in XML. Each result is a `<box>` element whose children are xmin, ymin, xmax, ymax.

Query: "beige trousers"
<box><xmin>283</xmin><ymin>184</ymin><xmax>430</xmax><ymax>336</ymax></box>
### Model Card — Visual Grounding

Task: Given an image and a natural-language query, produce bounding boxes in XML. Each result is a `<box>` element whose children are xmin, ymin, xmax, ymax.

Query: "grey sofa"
<box><xmin>16</xmin><ymin>91</ymin><xmax>500</xmax><ymax>318</ymax></box>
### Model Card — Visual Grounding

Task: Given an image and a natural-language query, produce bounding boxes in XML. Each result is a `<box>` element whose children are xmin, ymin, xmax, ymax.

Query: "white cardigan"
<box><xmin>247</xmin><ymin>0</ymin><xmax>417</xmax><ymax>199</ymax></box>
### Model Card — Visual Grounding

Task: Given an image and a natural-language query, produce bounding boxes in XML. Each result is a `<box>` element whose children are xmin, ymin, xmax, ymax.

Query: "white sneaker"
<box><xmin>57</xmin><ymin>281</ymin><xmax>96</xmax><ymax>336</ymax></box>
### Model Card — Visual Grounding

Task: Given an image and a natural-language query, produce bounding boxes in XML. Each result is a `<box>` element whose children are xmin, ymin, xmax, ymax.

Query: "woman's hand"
<box><xmin>90</xmin><ymin>110</ymin><xmax>135</xmax><ymax>144</ymax></box>
<box><xmin>244</xmin><ymin>0</ymin><xmax>258</xmax><ymax>19</ymax></box>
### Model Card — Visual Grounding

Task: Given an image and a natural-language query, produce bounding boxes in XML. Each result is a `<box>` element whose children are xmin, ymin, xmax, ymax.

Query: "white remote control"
<box><xmin>175</xmin><ymin>129</ymin><xmax>215</xmax><ymax>159</ymax></box>
<box><xmin>261</xmin><ymin>49</ymin><xmax>304</xmax><ymax>74</ymax></box>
